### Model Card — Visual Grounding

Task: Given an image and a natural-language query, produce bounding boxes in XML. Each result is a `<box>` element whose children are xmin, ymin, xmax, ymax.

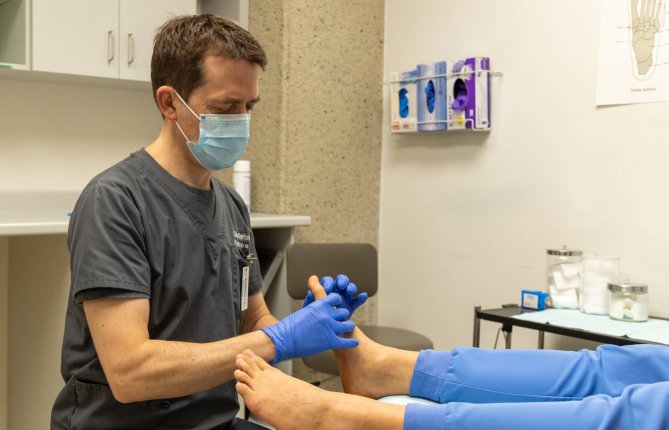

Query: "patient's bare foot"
<box><xmin>307</xmin><ymin>277</ymin><xmax>418</xmax><ymax>399</ymax></box>
<box><xmin>336</xmin><ymin>328</ymin><xmax>417</xmax><ymax>399</ymax></box>
<box><xmin>235</xmin><ymin>350</ymin><xmax>405</xmax><ymax>430</ymax></box>
<box><xmin>235</xmin><ymin>350</ymin><xmax>334</xmax><ymax>429</ymax></box>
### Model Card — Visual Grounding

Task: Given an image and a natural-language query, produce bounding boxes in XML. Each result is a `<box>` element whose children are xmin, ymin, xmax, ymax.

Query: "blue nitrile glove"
<box><xmin>262</xmin><ymin>293</ymin><xmax>358</xmax><ymax>365</ymax></box>
<box><xmin>302</xmin><ymin>274</ymin><xmax>368</xmax><ymax>317</ymax></box>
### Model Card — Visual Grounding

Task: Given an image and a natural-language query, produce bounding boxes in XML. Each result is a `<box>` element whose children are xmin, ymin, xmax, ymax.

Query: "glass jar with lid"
<box><xmin>608</xmin><ymin>280</ymin><xmax>649</xmax><ymax>322</ymax></box>
<box><xmin>546</xmin><ymin>246</ymin><xmax>583</xmax><ymax>309</ymax></box>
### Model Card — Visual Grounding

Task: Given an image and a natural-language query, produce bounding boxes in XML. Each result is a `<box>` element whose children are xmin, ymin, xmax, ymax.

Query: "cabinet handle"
<box><xmin>127</xmin><ymin>33</ymin><xmax>135</xmax><ymax>65</ymax></box>
<box><xmin>107</xmin><ymin>31</ymin><xmax>115</xmax><ymax>63</ymax></box>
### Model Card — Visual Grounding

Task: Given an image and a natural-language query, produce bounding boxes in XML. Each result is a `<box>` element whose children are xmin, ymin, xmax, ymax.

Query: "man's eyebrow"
<box><xmin>206</xmin><ymin>96</ymin><xmax>261</xmax><ymax>106</ymax></box>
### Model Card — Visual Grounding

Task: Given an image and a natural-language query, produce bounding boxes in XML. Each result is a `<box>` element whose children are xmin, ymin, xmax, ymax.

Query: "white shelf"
<box><xmin>0</xmin><ymin>191</ymin><xmax>78</xmax><ymax>236</ymax></box>
<box><xmin>0</xmin><ymin>211</ymin><xmax>73</xmax><ymax>236</ymax></box>
<box><xmin>250</xmin><ymin>213</ymin><xmax>311</xmax><ymax>229</ymax></box>
<box><xmin>0</xmin><ymin>191</ymin><xmax>311</xmax><ymax>236</ymax></box>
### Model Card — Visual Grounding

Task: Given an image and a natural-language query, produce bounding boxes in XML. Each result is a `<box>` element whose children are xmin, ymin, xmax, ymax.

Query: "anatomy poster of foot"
<box><xmin>596</xmin><ymin>0</ymin><xmax>669</xmax><ymax>105</ymax></box>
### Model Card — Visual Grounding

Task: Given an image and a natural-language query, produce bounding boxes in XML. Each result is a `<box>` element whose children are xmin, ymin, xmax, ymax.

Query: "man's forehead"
<box><xmin>196</xmin><ymin>57</ymin><xmax>260</xmax><ymax>99</ymax></box>
<box><xmin>201</xmin><ymin>56</ymin><xmax>260</xmax><ymax>79</ymax></box>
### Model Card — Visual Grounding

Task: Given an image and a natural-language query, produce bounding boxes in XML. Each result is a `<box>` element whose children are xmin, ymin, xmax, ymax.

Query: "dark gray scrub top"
<box><xmin>51</xmin><ymin>149</ymin><xmax>262</xmax><ymax>430</ymax></box>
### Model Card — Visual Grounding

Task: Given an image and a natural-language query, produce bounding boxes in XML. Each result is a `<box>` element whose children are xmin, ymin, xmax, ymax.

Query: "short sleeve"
<box><xmin>69</xmin><ymin>181</ymin><xmax>151</xmax><ymax>303</ymax></box>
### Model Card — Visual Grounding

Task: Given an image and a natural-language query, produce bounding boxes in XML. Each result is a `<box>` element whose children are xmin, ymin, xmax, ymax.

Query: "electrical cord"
<box><xmin>493</xmin><ymin>327</ymin><xmax>509</xmax><ymax>349</ymax></box>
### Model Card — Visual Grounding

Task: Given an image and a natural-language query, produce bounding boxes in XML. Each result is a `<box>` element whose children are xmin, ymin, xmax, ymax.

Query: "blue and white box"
<box><xmin>390</xmin><ymin>69</ymin><xmax>419</xmax><ymax>133</ymax></box>
<box><xmin>417</xmin><ymin>61</ymin><xmax>447</xmax><ymax>131</ymax></box>
<box><xmin>522</xmin><ymin>290</ymin><xmax>550</xmax><ymax>311</ymax></box>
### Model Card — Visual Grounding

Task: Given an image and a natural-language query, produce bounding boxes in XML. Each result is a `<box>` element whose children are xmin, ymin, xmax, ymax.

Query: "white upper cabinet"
<box><xmin>2</xmin><ymin>0</ymin><xmax>247</xmax><ymax>86</ymax></box>
<box><xmin>119</xmin><ymin>0</ymin><xmax>198</xmax><ymax>81</ymax></box>
<box><xmin>32</xmin><ymin>0</ymin><xmax>197</xmax><ymax>81</ymax></box>
<box><xmin>32</xmin><ymin>0</ymin><xmax>119</xmax><ymax>78</ymax></box>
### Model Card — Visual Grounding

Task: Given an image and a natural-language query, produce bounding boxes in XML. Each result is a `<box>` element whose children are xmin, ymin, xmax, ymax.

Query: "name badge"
<box><xmin>241</xmin><ymin>266</ymin><xmax>249</xmax><ymax>311</ymax></box>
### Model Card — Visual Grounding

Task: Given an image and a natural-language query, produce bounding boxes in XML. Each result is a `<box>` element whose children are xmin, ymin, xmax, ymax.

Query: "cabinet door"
<box><xmin>32</xmin><ymin>0</ymin><xmax>119</xmax><ymax>78</ymax></box>
<box><xmin>119</xmin><ymin>0</ymin><xmax>197</xmax><ymax>82</ymax></box>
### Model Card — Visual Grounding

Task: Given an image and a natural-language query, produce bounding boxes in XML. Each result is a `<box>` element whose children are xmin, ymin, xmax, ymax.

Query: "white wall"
<box><xmin>379</xmin><ymin>0</ymin><xmax>669</xmax><ymax>351</ymax></box>
<box><xmin>0</xmin><ymin>79</ymin><xmax>160</xmax><ymax>191</ymax></box>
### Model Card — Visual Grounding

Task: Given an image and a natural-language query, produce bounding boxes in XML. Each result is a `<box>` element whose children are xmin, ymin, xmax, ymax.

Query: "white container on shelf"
<box><xmin>579</xmin><ymin>255</ymin><xmax>620</xmax><ymax>315</ymax></box>
<box><xmin>233</xmin><ymin>160</ymin><xmax>251</xmax><ymax>210</ymax></box>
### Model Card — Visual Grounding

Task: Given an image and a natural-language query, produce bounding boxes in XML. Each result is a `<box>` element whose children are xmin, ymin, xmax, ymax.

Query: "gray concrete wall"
<box><xmin>233</xmin><ymin>0</ymin><xmax>385</xmax><ymax>389</ymax></box>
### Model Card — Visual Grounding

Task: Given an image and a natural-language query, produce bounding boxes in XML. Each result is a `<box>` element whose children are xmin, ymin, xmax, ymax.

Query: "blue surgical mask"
<box><xmin>173</xmin><ymin>90</ymin><xmax>250</xmax><ymax>171</ymax></box>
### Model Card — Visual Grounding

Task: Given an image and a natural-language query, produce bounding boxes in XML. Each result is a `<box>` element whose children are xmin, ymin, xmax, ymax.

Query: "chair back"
<box><xmin>286</xmin><ymin>243</ymin><xmax>378</xmax><ymax>300</ymax></box>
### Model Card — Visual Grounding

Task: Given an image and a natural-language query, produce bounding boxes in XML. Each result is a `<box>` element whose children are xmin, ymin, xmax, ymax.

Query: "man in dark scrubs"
<box><xmin>51</xmin><ymin>14</ymin><xmax>357</xmax><ymax>429</ymax></box>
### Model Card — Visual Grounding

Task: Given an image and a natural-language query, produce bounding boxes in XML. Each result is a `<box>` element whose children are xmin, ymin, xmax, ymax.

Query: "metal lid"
<box><xmin>608</xmin><ymin>280</ymin><xmax>648</xmax><ymax>294</ymax></box>
<box><xmin>547</xmin><ymin>246</ymin><xmax>583</xmax><ymax>256</ymax></box>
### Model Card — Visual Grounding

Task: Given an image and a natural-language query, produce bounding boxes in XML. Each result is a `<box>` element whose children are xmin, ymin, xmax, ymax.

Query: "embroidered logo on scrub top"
<box><xmin>233</xmin><ymin>231</ymin><xmax>251</xmax><ymax>249</ymax></box>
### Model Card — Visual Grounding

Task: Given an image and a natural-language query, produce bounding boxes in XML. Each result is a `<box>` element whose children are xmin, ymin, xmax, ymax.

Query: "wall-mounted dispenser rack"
<box><xmin>387</xmin><ymin>58</ymin><xmax>502</xmax><ymax>133</ymax></box>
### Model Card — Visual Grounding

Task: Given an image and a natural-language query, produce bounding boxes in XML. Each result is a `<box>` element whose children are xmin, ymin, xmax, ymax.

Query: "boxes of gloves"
<box><xmin>390</xmin><ymin>57</ymin><xmax>492</xmax><ymax>133</ymax></box>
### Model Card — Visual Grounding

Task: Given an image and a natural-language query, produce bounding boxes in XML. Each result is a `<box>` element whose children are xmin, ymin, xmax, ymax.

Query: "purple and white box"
<box><xmin>446</xmin><ymin>57</ymin><xmax>491</xmax><ymax>130</ymax></box>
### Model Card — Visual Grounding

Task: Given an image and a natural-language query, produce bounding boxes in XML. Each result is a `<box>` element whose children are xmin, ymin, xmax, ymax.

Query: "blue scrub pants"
<box><xmin>404</xmin><ymin>345</ymin><xmax>669</xmax><ymax>430</ymax></box>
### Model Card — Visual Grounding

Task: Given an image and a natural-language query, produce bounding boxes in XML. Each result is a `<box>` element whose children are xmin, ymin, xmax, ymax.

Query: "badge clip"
<box><xmin>245</xmin><ymin>252</ymin><xmax>257</xmax><ymax>266</ymax></box>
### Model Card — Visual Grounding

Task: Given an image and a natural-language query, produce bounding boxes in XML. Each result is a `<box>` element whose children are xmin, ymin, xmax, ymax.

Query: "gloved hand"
<box><xmin>303</xmin><ymin>274</ymin><xmax>368</xmax><ymax>317</ymax></box>
<box><xmin>262</xmin><ymin>293</ymin><xmax>358</xmax><ymax>365</ymax></box>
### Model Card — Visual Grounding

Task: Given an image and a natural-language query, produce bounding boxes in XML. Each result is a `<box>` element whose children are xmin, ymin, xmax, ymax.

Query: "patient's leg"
<box><xmin>307</xmin><ymin>276</ymin><xmax>419</xmax><ymax>399</ymax></box>
<box><xmin>235</xmin><ymin>349</ymin><xmax>404</xmax><ymax>430</ymax></box>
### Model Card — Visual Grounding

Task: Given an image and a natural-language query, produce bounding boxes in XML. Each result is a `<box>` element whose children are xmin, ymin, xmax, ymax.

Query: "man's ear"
<box><xmin>156</xmin><ymin>86</ymin><xmax>177</xmax><ymax>120</ymax></box>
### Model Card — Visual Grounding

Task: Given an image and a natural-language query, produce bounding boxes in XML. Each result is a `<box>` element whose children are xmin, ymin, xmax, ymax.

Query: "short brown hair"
<box><xmin>151</xmin><ymin>14</ymin><xmax>267</xmax><ymax>105</ymax></box>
